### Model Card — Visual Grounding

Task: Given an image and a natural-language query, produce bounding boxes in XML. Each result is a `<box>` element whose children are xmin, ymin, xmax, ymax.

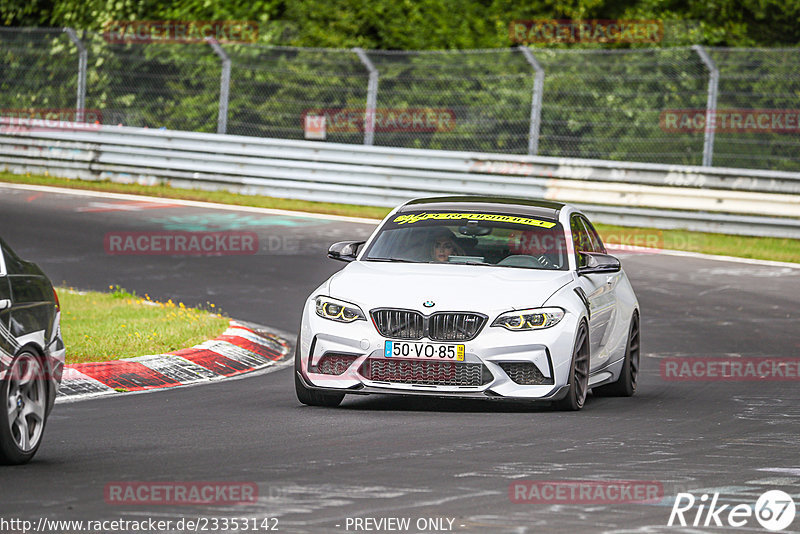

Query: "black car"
<box><xmin>0</xmin><ymin>237</ymin><xmax>65</xmax><ymax>464</ymax></box>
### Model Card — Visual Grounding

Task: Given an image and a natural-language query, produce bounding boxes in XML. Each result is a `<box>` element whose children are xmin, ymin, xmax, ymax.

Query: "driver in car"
<box><xmin>431</xmin><ymin>229</ymin><xmax>464</xmax><ymax>262</ymax></box>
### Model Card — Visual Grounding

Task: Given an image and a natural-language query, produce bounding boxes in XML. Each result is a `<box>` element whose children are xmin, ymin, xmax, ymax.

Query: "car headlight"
<box><xmin>314</xmin><ymin>296</ymin><xmax>366</xmax><ymax>323</ymax></box>
<box><xmin>491</xmin><ymin>307</ymin><xmax>565</xmax><ymax>331</ymax></box>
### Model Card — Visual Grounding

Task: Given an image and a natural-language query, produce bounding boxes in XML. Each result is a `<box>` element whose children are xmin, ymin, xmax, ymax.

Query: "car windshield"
<box><xmin>363</xmin><ymin>210</ymin><xmax>569</xmax><ymax>270</ymax></box>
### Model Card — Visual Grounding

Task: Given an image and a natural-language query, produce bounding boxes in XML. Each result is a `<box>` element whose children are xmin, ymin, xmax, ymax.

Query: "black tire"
<box><xmin>553</xmin><ymin>322</ymin><xmax>590</xmax><ymax>411</ymax></box>
<box><xmin>294</xmin><ymin>336</ymin><xmax>345</xmax><ymax>408</ymax></box>
<box><xmin>593</xmin><ymin>312</ymin><xmax>640</xmax><ymax>398</ymax></box>
<box><xmin>0</xmin><ymin>351</ymin><xmax>49</xmax><ymax>465</ymax></box>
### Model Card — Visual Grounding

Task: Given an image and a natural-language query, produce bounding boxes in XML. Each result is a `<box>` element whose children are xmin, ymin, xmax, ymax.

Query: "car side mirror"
<box><xmin>0</xmin><ymin>299</ymin><xmax>10</xmax><ymax>311</ymax></box>
<box><xmin>578</xmin><ymin>252</ymin><xmax>621</xmax><ymax>274</ymax></box>
<box><xmin>327</xmin><ymin>241</ymin><xmax>365</xmax><ymax>262</ymax></box>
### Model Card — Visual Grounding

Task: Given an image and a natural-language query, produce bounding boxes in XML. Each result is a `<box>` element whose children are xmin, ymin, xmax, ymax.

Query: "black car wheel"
<box><xmin>593</xmin><ymin>312</ymin><xmax>640</xmax><ymax>397</ymax></box>
<box><xmin>0</xmin><ymin>350</ymin><xmax>49</xmax><ymax>464</ymax></box>
<box><xmin>553</xmin><ymin>322</ymin><xmax>590</xmax><ymax>411</ymax></box>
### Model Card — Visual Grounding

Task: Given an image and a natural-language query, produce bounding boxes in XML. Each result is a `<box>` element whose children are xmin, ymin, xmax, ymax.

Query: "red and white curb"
<box><xmin>56</xmin><ymin>320</ymin><xmax>293</xmax><ymax>403</ymax></box>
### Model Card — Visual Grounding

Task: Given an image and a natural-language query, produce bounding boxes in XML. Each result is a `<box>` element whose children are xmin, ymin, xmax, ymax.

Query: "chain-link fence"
<box><xmin>2</xmin><ymin>27</ymin><xmax>800</xmax><ymax>171</ymax></box>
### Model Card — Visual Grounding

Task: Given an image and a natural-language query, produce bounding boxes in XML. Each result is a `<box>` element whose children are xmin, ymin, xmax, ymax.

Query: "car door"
<box><xmin>571</xmin><ymin>215</ymin><xmax>619</xmax><ymax>369</ymax></box>
<box><xmin>0</xmin><ymin>240</ymin><xmax>54</xmax><ymax>341</ymax></box>
<box><xmin>0</xmin><ymin>251</ymin><xmax>14</xmax><ymax>361</ymax></box>
<box><xmin>0</xmin><ymin>273</ymin><xmax>10</xmax><ymax>331</ymax></box>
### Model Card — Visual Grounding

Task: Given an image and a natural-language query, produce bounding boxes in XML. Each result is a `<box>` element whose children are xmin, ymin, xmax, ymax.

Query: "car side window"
<box><xmin>1</xmin><ymin>243</ymin><xmax>28</xmax><ymax>275</ymax></box>
<box><xmin>570</xmin><ymin>215</ymin><xmax>593</xmax><ymax>268</ymax></box>
<box><xmin>580</xmin><ymin>216</ymin><xmax>606</xmax><ymax>254</ymax></box>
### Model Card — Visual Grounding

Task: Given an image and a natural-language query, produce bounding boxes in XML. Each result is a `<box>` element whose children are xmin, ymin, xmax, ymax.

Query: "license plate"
<box><xmin>384</xmin><ymin>341</ymin><xmax>465</xmax><ymax>361</ymax></box>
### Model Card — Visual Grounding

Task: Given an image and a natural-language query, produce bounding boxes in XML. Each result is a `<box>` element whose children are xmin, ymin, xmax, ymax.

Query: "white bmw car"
<box><xmin>295</xmin><ymin>196</ymin><xmax>640</xmax><ymax>410</ymax></box>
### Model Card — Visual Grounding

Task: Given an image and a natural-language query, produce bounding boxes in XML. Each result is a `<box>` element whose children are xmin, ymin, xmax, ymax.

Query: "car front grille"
<box><xmin>362</xmin><ymin>358</ymin><xmax>492</xmax><ymax>387</ymax></box>
<box><xmin>313</xmin><ymin>354</ymin><xmax>359</xmax><ymax>375</ymax></box>
<box><xmin>498</xmin><ymin>362</ymin><xmax>553</xmax><ymax>385</ymax></box>
<box><xmin>427</xmin><ymin>312</ymin><xmax>486</xmax><ymax>341</ymax></box>
<box><xmin>371</xmin><ymin>309</ymin><xmax>425</xmax><ymax>339</ymax></box>
<box><xmin>370</xmin><ymin>309</ymin><xmax>487</xmax><ymax>341</ymax></box>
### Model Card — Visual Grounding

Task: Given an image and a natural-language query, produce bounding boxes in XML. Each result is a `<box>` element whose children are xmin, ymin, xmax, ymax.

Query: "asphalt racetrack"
<box><xmin>1</xmin><ymin>184</ymin><xmax>798</xmax><ymax>533</ymax></box>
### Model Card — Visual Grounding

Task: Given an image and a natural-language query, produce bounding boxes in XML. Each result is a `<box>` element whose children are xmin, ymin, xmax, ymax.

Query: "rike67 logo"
<box><xmin>668</xmin><ymin>490</ymin><xmax>796</xmax><ymax>531</ymax></box>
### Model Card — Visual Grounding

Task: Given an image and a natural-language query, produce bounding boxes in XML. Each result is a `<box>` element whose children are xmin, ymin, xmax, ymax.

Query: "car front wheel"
<box><xmin>0</xmin><ymin>351</ymin><xmax>49</xmax><ymax>464</ymax></box>
<box><xmin>553</xmin><ymin>322</ymin><xmax>590</xmax><ymax>411</ymax></box>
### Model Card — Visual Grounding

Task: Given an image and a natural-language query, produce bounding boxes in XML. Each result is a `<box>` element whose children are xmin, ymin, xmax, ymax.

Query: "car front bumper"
<box><xmin>299</xmin><ymin>304</ymin><xmax>581</xmax><ymax>401</ymax></box>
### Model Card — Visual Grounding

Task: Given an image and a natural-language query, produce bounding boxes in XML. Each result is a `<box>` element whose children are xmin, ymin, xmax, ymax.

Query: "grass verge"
<box><xmin>3</xmin><ymin>172</ymin><xmax>799</xmax><ymax>264</ymax></box>
<box><xmin>59</xmin><ymin>286</ymin><xmax>229</xmax><ymax>364</ymax></box>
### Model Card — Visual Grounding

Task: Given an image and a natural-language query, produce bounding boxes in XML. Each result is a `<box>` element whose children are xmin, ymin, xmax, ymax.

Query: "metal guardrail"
<box><xmin>5</xmin><ymin>28</ymin><xmax>800</xmax><ymax>172</ymax></box>
<box><xmin>1</xmin><ymin>121</ymin><xmax>799</xmax><ymax>238</ymax></box>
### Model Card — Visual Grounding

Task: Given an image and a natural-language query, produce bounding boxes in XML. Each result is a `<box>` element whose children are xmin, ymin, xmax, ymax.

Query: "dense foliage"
<box><xmin>3</xmin><ymin>0</ymin><xmax>800</xmax><ymax>48</ymax></box>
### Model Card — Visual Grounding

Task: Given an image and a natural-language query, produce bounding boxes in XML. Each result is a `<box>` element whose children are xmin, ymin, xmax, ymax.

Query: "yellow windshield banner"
<box><xmin>393</xmin><ymin>212</ymin><xmax>557</xmax><ymax>228</ymax></box>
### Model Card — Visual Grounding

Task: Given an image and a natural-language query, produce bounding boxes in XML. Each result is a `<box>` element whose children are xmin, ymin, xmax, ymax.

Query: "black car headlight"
<box><xmin>491</xmin><ymin>307</ymin><xmax>565</xmax><ymax>331</ymax></box>
<box><xmin>314</xmin><ymin>296</ymin><xmax>366</xmax><ymax>323</ymax></box>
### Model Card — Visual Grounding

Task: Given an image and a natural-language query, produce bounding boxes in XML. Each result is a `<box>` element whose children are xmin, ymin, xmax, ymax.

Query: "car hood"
<box><xmin>327</xmin><ymin>261</ymin><xmax>574</xmax><ymax>312</ymax></box>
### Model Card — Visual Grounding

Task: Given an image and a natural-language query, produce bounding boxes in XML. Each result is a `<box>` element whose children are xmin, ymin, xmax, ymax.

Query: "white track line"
<box><xmin>0</xmin><ymin>182</ymin><xmax>380</xmax><ymax>225</ymax></box>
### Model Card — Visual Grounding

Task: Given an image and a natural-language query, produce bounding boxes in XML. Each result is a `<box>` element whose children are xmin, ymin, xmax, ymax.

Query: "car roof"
<box><xmin>398</xmin><ymin>196</ymin><xmax>566</xmax><ymax>220</ymax></box>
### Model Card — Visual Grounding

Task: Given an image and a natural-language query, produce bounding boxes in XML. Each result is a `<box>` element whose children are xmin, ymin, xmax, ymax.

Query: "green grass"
<box><xmin>3</xmin><ymin>171</ymin><xmax>799</xmax><ymax>263</ymax></box>
<box><xmin>59</xmin><ymin>286</ymin><xmax>229</xmax><ymax>364</ymax></box>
